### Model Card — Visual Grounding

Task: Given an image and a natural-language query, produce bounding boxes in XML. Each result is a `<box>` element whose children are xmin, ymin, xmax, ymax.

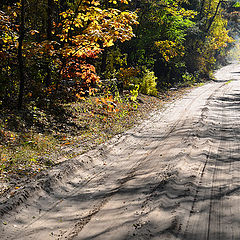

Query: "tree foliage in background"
<box><xmin>0</xmin><ymin>0</ymin><xmax>238</xmax><ymax>109</ymax></box>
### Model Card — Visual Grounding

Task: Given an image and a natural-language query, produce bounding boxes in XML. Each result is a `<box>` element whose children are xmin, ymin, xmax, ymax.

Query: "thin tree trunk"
<box><xmin>45</xmin><ymin>0</ymin><xmax>54</xmax><ymax>87</ymax></box>
<box><xmin>206</xmin><ymin>0</ymin><xmax>222</xmax><ymax>33</ymax></box>
<box><xmin>17</xmin><ymin>0</ymin><xmax>25</xmax><ymax>110</ymax></box>
<box><xmin>101</xmin><ymin>48</ymin><xmax>108</xmax><ymax>74</ymax></box>
<box><xmin>67</xmin><ymin>0</ymin><xmax>83</xmax><ymax>42</ymax></box>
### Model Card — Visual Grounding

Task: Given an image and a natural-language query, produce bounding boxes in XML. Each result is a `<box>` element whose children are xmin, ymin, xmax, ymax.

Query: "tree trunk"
<box><xmin>101</xmin><ymin>48</ymin><xmax>108</xmax><ymax>75</ymax></box>
<box><xmin>45</xmin><ymin>0</ymin><xmax>54</xmax><ymax>87</ymax></box>
<box><xmin>17</xmin><ymin>0</ymin><xmax>25</xmax><ymax>110</ymax></box>
<box><xmin>206</xmin><ymin>0</ymin><xmax>222</xmax><ymax>33</ymax></box>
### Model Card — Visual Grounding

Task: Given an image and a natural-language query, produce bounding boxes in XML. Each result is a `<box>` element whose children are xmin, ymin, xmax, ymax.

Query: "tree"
<box><xmin>17</xmin><ymin>0</ymin><xmax>26</xmax><ymax>110</ymax></box>
<box><xmin>0</xmin><ymin>0</ymin><xmax>138</xmax><ymax>107</ymax></box>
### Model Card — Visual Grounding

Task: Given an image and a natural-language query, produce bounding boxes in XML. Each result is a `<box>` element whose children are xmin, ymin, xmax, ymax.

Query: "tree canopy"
<box><xmin>0</xmin><ymin>0</ymin><xmax>239</xmax><ymax>109</ymax></box>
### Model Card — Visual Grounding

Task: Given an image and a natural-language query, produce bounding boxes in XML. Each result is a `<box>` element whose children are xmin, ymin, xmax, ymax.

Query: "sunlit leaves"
<box><xmin>0</xmin><ymin>9</ymin><xmax>18</xmax><ymax>55</ymax></box>
<box><xmin>56</xmin><ymin>0</ymin><xmax>138</xmax><ymax>98</ymax></box>
<box><xmin>95</xmin><ymin>95</ymin><xmax>119</xmax><ymax>113</ymax></box>
<box><xmin>233</xmin><ymin>2</ymin><xmax>240</xmax><ymax>8</ymax></box>
<box><xmin>194</xmin><ymin>0</ymin><xmax>235</xmax><ymax>75</ymax></box>
<box><xmin>155</xmin><ymin>40</ymin><xmax>185</xmax><ymax>62</ymax></box>
<box><xmin>58</xmin><ymin>4</ymin><xmax>138</xmax><ymax>47</ymax></box>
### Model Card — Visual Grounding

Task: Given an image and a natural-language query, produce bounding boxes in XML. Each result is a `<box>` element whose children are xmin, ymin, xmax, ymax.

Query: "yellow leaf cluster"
<box><xmin>57</xmin><ymin>2</ymin><xmax>138</xmax><ymax>59</ymax></box>
<box><xmin>155</xmin><ymin>40</ymin><xmax>185</xmax><ymax>62</ymax></box>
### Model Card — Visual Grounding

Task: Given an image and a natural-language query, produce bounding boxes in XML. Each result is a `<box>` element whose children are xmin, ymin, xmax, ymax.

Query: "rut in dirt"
<box><xmin>1</xmin><ymin>63</ymin><xmax>240</xmax><ymax>240</ymax></box>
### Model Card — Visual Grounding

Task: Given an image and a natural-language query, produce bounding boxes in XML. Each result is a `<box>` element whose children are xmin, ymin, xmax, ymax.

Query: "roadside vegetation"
<box><xmin>0</xmin><ymin>0</ymin><xmax>239</xmax><ymax>195</ymax></box>
<box><xmin>0</xmin><ymin>87</ymin><xmax>196</xmax><ymax>195</ymax></box>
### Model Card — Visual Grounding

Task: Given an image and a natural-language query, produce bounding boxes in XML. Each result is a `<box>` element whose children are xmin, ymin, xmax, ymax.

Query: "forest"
<box><xmin>0</xmin><ymin>0</ymin><xmax>240</xmax><ymax>190</ymax></box>
<box><xmin>0</xmin><ymin>0</ymin><xmax>239</xmax><ymax>109</ymax></box>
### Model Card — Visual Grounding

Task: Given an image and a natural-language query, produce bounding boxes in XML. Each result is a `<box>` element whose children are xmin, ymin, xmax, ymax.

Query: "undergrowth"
<box><xmin>0</xmin><ymin>93</ymin><xmax>164</xmax><ymax>195</ymax></box>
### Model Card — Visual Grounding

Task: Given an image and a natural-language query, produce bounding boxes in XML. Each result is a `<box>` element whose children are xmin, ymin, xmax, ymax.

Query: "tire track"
<box><xmin>180</xmin><ymin>81</ymin><xmax>235</xmax><ymax>240</ymax></box>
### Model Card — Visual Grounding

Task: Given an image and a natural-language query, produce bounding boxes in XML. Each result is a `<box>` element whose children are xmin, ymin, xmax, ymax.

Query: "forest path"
<box><xmin>1</xmin><ymin>62</ymin><xmax>240</xmax><ymax>240</ymax></box>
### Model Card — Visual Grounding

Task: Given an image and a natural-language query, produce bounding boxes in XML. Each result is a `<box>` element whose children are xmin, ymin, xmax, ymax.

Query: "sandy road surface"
<box><xmin>1</xmin><ymin>63</ymin><xmax>240</xmax><ymax>240</ymax></box>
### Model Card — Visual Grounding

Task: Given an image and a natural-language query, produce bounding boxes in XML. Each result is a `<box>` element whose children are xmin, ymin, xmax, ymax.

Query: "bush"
<box><xmin>181</xmin><ymin>71</ymin><xmax>199</xmax><ymax>86</ymax></box>
<box><xmin>117</xmin><ymin>67</ymin><xmax>158</xmax><ymax>99</ymax></box>
<box><xmin>139</xmin><ymin>70</ymin><xmax>158</xmax><ymax>96</ymax></box>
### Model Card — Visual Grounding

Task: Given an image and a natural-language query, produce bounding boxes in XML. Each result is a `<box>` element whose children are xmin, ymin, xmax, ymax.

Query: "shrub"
<box><xmin>139</xmin><ymin>70</ymin><xmax>158</xmax><ymax>96</ymax></box>
<box><xmin>117</xmin><ymin>67</ymin><xmax>158</xmax><ymax>99</ymax></box>
<box><xmin>181</xmin><ymin>71</ymin><xmax>199</xmax><ymax>86</ymax></box>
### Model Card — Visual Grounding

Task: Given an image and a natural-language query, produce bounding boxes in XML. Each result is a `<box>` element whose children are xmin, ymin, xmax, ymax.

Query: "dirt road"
<box><xmin>1</xmin><ymin>63</ymin><xmax>240</xmax><ymax>240</ymax></box>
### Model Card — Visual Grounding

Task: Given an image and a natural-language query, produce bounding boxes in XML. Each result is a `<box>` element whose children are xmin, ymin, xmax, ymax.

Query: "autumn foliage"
<box><xmin>0</xmin><ymin>0</ymin><xmax>138</xmax><ymax>107</ymax></box>
<box><xmin>0</xmin><ymin>0</ymin><xmax>238</xmax><ymax>109</ymax></box>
